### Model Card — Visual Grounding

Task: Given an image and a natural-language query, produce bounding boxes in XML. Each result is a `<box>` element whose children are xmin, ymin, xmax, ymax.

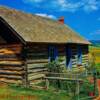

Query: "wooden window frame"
<box><xmin>77</xmin><ymin>46</ymin><xmax>82</xmax><ymax>65</ymax></box>
<box><xmin>66</xmin><ymin>46</ymin><xmax>72</xmax><ymax>69</ymax></box>
<box><xmin>48</xmin><ymin>46</ymin><xmax>58</xmax><ymax>62</ymax></box>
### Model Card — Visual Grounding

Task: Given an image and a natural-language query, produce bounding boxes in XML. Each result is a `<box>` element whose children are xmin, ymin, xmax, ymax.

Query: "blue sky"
<box><xmin>0</xmin><ymin>0</ymin><xmax>100</xmax><ymax>40</ymax></box>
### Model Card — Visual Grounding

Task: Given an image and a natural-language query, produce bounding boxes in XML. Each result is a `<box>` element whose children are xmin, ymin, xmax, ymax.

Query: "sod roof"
<box><xmin>0</xmin><ymin>6</ymin><xmax>90</xmax><ymax>44</ymax></box>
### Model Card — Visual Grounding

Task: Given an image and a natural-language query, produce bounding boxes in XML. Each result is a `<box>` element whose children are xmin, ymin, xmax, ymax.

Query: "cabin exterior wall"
<box><xmin>0</xmin><ymin>43</ymin><xmax>89</xmax><ymax>86</ymax></box>
<box><xmin>0</xmin><ymin>43</ymin><xmax>24</xmax><ymax>84</ymax></box>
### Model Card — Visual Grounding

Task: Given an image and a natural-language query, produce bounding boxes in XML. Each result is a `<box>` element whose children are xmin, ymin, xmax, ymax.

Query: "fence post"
<box><xmin>75</xmin><ymin>74</ymin><xmax>80</xmax><ymax>100</ymax></box>
<box><xmin>45</xmin><ymin>79</ymin><xmax>49</xmax><ymax>90</ymax></box>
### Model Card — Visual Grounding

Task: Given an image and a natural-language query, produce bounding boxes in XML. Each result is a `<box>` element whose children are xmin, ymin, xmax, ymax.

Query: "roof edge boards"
<box><xmin>0</xmin><ymin>16</ymin><xmax>26</xmax><ymax>45</ymax></box>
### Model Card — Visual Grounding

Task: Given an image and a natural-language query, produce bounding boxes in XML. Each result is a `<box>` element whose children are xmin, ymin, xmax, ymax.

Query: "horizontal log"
<box><xmin>27</xmin><ymin>63</ymin><xmax>47</xmax><ymax>69</ymax></box>
<box><xmin>82</xmin><ymin>61</ymin><xmax>88</xmax><ymax>64</ymax></box>
<box><xmin>0</xmin><ymin>78</ymin><xmax>22</xmax><ymax>84</ymax></box>
<box><xmin>0</xmin><ymin>54</ymin><xmax>21</xmax><ymax>58</ymax></box>
<box><xmin>27</xmin><ymin>56</ymin><xmax>48</xmax><ymax>59</ymax></box>
<box><xmin>58</xmin><ymin>55</ymin><xmax>65</xmax><ymax>58</ymax></box>
<box><xmin>27</xmin><ymin>59</ymin><xmax>48</xmax><ymax>64</ymax></box>
<box><xmin>82</xmin><ymin>54</ymin><xmax>88</xmax><ymax>56</ymax></box>
<box><xmin>44</xmin><ymin>77</ymin><xmax>82</xmax><ymax>81</ymax></box>
<box><xmin>30</xmin><ymin>80</ymin><xmax>44</xmax><ymax>85</ymax></box>
<box><xmin>27</xmin><ymin>52</ymin><xmax>48</xmax><ymax>56</ymax></box>
<box><xmin>82</xmin><ymin>58</ymin><xmax>88</xmax><ymax>60</ymax></box>
<box><xmin>82</xmin><ymin>59</ymin><xmax>88</xmax><ymax>61</ymax></box>
<box><xmin>0</xmin><ymin>61</ymin><xmax>24</xmax><ymax>65</ymax></box>
<box><xmin>82</xmin><ymin>58</ymin><xmax>89</xmax><ymax>60</ymax></box>
<box><xmin>28</xmin><ymin>66</ymin><xmax>47</xmax><ymax>70</ymax></box>
<box><xmin>27</xmin><ymin>45</ymin><xmax>47</xmax><ymax>49</ymax></box>
<box><xmin>82</xmin><ymin>62</ymin><xmax>88</xmax><ymax>65</ymax></box>
<box><xmin>28</xmin><ymin>47</ymin><xmax>48</xmax><ymax>53</ymax></box>
<box><xmin>0</xmin><ymin>58</ymin><xmax>22</xmax><ymax>61</ymax></box>
<box><xmin>82</xmin><ymin>56</ymin><xmax>88</xmax><ymax>59</ymax></box>
<box><xmin>0</xmin><ymin>67</ymin><xmax>24</xmax><ymax>71</ymax></box>
<box><xmin>0</xmin><ymin>70</ymin><xmax>24</xmax><ymax>75</ymax></box>
<box><xmin>0</xmin><ymin>75</ymin><xmax>22</xmax><ymax>80</ymax></box>
<box><xmin>0</xmin><ymin>44</ymin><xmax>22</xmax><ymax>48</ymax></box>
<box><xmin>28</xmin><ymin>74</ymin><xmax>45</xmax><ymax>81</ymax></box>
<box><xmin>0</xmin><ymin>49</ymin><xmax>21</xmax><ymax>54</ymax></box>
<box><xmin>71</xmin><ymin>59</ymin><xmax>77</xmax><ymax>62</ymax></box>
<box><xmin>72</xmin><ymin>62</ymin><xmax>77</xmax><ymax>65</ymax></box>
<box><xmin>0</xmin><ymin>48</ymin><xmax>21</xmax><ymax>53</ymax></box>
<box><xmin>28</xmin><ymin>68</ymin><xmax>48</xmax><ymax>73</ymax></box>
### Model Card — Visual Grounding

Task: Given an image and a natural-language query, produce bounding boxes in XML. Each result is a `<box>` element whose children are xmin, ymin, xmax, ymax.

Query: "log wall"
<box><xmin>66</xmin><ymin>44</ymin><xmax>89</xmax><ymax>68</ymax></box>
<box><xmin>81</xmin><ymin>45</ymin><xmax>89</xmax><ymax>66</ymax></box>
<box><xmin>70</xmin><ymin>44</ymin><xmax>89</xmax><ymax>67</ymax></box>
<box><xmin>57</xmin><ymin>45</ymin><xmax>66</xmax><ymax>67</ymax></box>
<box><xmin>0</xmin><ymin>44</ymin><xmax>23</xmax><ymax>84</ymax></box>
<box><xmin>70</xmin><ymin>45</ymin><xmax>77</xmax><ymax>67</ymax></box>
<box><xmin>0</xmin><ymin>43</ymin><xmax>89</xmax><ymax>86</ymax></box>
<box><xmin>25</xmin><ymin>44</ymin><xmax>89</xmax><ymax>86</ymax></box>
<box><xmin>26</xmin><ymin>44</ymin><xmax>48</xmax><ymax>85</ymax></box>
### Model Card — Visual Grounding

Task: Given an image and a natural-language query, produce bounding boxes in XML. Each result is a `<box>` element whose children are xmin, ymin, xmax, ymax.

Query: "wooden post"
<box><xmin>22</xmin><ymin>46</ymin><xmax>29</xmax><ymax>88</ymax></box>
<box><xmin>45</xmin><ymin>78</ymin><xmax>49</xmax><ymax>90</ymax></box>
<box><xmin>93</xmin><ymin>70</ymin><xmax>96</xmax><ymax>96</ymax></box>
<box><xmin>76</xmin><ymin>74</ymin><xmax>80</xmax><ymax>100</ymax></box>
<box><xmin>76</xmin><ymin>81</ymin><xmax>80</xmax><ymax>100</ymax></box>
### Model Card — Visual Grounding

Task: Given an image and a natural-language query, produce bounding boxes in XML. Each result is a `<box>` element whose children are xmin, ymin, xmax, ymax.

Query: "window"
<box><xmin>66</xmin><ymin>46</ymin><xmax>72</xmax><ymax>69</ymax></box>
<box><xmin>77</xmin><ymin>46</ymin><xmax>82</xmax><ymax>65</ymax></box>
<box><xmin>48</xmin><ymin>46</ymin><xmax>58</xmax><ymax>62</ymax></box>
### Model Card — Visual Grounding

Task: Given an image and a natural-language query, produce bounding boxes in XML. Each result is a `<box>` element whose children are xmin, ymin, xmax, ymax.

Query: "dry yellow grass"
<box><xmin>89</xmin><ymin>46</ymin><xmax>100</xmax><ymax>64</ymax></box>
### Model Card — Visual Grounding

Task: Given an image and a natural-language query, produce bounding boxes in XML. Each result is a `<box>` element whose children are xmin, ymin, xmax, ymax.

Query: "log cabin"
<box><xmin>0</xmin><ymin>6</ymin><xmax>91</xmax><ymax>86</ymax></box>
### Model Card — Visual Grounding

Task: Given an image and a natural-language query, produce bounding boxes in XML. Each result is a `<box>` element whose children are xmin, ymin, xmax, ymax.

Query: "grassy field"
<box><xmin>89</xmin><ymin>45</ymin><xmax>100</xmax><ymax>66</ymax></box>
<box><xmin>0</xmin><ymin>83</ymin><xmax>71</xmax><ymax>100</ymax></box>
<box><xmin>0</xmin><ymin>45</ymin><xmax>99</xmax><ymax>100</ymax></box>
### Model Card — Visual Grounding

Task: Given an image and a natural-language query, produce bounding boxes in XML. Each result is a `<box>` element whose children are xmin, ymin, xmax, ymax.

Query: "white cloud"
<box><xmin>22</xmin><ymin>0</ymin><xmax>100</xmax><ymax>13</ymax></box>
<box><xmin>83</xmin><ymin>0</ymin><xmax>99</xmax><ymax>12</ymax></box>
<box><xmin>57</xmin><ymin>0</ymin><xmax>100</xmax><ymax>12</ymax></box>
<box><xmin>56</xmin><ymin>0</ymin><xmax>83</xmax><ymax>12</ymax></box>
<box><xmin>90</xmin><ymin>29</ymin><xmax>100</xmax><ymax>35</ymax></box>
<box><xmin>35</xmin><ymin>13</ymin><xmax>56</xmax><ymax>19</ymax></box>
<box><xmin>98</xmin><ymin>17</ymin><xmax>100</xmax><ymax>21</ymax></box>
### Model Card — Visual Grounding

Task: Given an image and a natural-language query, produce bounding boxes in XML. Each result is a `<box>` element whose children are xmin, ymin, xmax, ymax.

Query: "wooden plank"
<box><xmin>45</xmin><ymin>78</ymin><xmax>49</xmax><ymax>90</ymax></box>
<box><xmin>30</xmin><ymin>80</ymin><xmax>44</xmax><ymax>85</ymax></box>
<box><xmin>44</xmin><ymin>77</ymin><xmax>82</xmax><ymax>81</ymax></box>
<box><xmin>72</xmin><ymin>62</ymin><xmax>77</xmax><ymax>65</ymax></box>
<box><xmin>82</xmin><ymin>58</ymin><xmax>88</xmax><ymax>60</ymax></box>
<box><xmin>0</xmin><ymin>58</ymin><xmax>22</xmax><ymax>61</ymax></box>
<box><xmin>27</xmin><ymin>49</ymin><xmax>47</xmax><ymax>53</ymax></box>
<box><xmin>0</xmin><ymin>75</ymin><xmax>22</xmax><ymax>80</ymax></box>
<box><xmin>27</xmin><ymin>52</ymin><xmax>48</xmax><ymax>56</ymax></box>
<box><xmin>27</xmin><ymin>63</ymin><xmax>47</xmax><ymax>69</ymax></box>
<box><xmin>82</xmin><ymin>54</ymin><xmax>88</xmax><ymax>57</ymax></box>
<box><xmin>0</xmin><ymin>44</ymin><xmax>22</xmax><ymax>48</ymax></box>
<box><xmin>0</xmin><ymin>61</ymin><xmax>24</xmax><ymax>65</ymax></box>
<box><xmin>28</xmin><ymin>66</ymin><xmax>47</xmax><ymax>70</ymax></box>
<box><xmin>0</xmin><ymin>67</ymin><xmax>23</xmax><ymax>71</ymax></box>
<box><xmin>28</xmin><ymin>68</ymin><xmax>48</xmax><ymax>73</ymax></box>
<box><xmin>0</xmin><ymin>49</ymin><xmax>21</xmax><ymax>54</ymax></box>
<box><xmin>0</xmin><ymin>54</ymin><xmax>21</xmax><ymax>58</ymax></box>
<box><xmin>28</xmin><ymin>74</ymin><xmax>45</xmax><ymax>81</ymax></box>
<box><xmin>0</xmin><ymin>70</ymin><xmax>24</xmax><ymax>75</ymax></box>
<box><xmin>27</xmin><ymin>59</ymin><xmax>48</xmax><ymax>64</ymax></box>
<box><xmin>0</xmin><ymin>78</ymin><xmax>22</xmax><ymax>84</ymax></box>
